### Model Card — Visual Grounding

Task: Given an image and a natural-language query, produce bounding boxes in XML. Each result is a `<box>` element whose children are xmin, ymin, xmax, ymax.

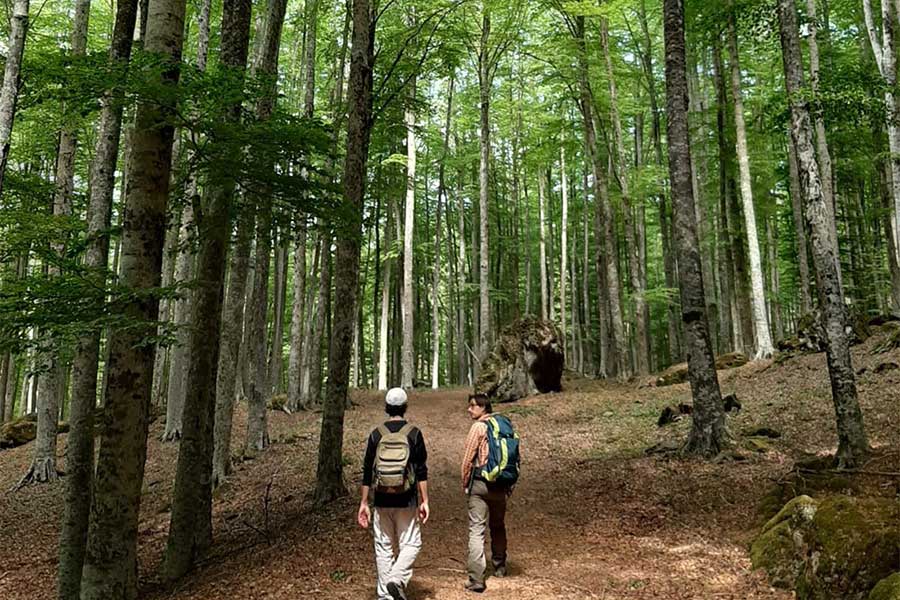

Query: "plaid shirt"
<box><xmin>461</xmin><ymin>415</ymin><xmax>491</xmax><ymax>489</ymax></box>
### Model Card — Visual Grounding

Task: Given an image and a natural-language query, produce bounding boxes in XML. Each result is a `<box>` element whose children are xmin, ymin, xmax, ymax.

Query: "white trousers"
<box><xmin>373</xmin><ymin>506</ymin><xmax>422</xmax><ymax>599</ymax></box>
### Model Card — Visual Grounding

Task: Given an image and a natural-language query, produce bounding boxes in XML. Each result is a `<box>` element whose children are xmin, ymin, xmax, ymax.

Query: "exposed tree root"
<box><xmin>13</xmin><ymin>457</ymin><xmax>60</xmax><ymax>490</ymax></box>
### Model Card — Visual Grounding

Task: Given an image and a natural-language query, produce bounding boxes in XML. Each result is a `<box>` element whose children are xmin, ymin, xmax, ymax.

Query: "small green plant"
<box><xmin>330</xmin><ymin>570</ymin><xmax>346</xmax><ymax>583</ymax></box>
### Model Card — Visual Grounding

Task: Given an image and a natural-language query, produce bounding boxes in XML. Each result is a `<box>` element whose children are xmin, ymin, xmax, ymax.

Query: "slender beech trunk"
<box><xmin>863</xmin><ymin>0</ymin><xmax>900</xmax><ymax>260</ymax></box>
<box><xmin>0</xmin><ymin>0</ymin><xmax>29</xmax><ymax>196</ymax></box>
<box><xmin>766</xmin><ymin>217</ymin><xmax>784</xmax><ymax>340</ymax></box>
<box><xmin>308</xmin><ymin>238</ymin><xmax>332</xmax><ymax>405</ymax></box>
<box><xmin>401</xmin><ymin>76</ymin><xmax>416</xmax><ymax>389</ymax></box>
<box><xmin>663</xmin><ymin>0</ymin><xmax>726</xmax><ymax>456</ymax></box>
<box><xmin>726</xmin><ymin>7</ymin><xmax>774</xmax><ymax>358</ymax></box>
<box><xmin>315</xmin><ymin>0</ymin><xmax>374</xmax><ymax>503</ymax></box>
<box><xmin>456</xmin><ymin>161</ymin><xmax>468</xmax><ymax>383</ymax></box>
<box><xmin>881</xmin><ymin>162</ymin><xmax>900</xmax><ymax>314</ymax></box>
<box><xmin>58</xmin><ymin>1</ymin><xmax>139</xmax><ymax>597</ymax></box>
<box><xmin>538</xmin><ymin>171</ymin><xmax>549</xmax><ymax>320</ymax></box>
<box><xmin>602</xmin><ymin>18</ymin><xmax>648</xmax><ymax>375</ymax></box>
<box><xmin>433</xmin><ymin>74</ymin><xmax>453</xmax><ymax>389</ymax></box>
<box><xmin>477</xmin><ymin>10</ymin><xmax>492</xmax><ymax>359</ymax></box>
<box><xmin>80</xmin><ymin>0</ymin><xmax>187</xmax><ymax>595</ymax></box>
<box><xmin>560</xmin><ymin>143</ymin><xmax>568</xmax><ymax>361</ymax></box>
<box><xmin>378</xmin><ymin>208</ymin><xmax>393</xmax><ymax>389</ymax></box>
<box><xmin>778</xmin><ymin>0</ymin><xmax>870</xmax><ymax>468</ymax></box>
<box><xmin>163</xmin><ymin>0</ymin><xmax>252</xmax><ymax>579</ymax></box>
<box><xmin>268</xmin><ymin>236</ymin><xmax>288</xmax><ymax>395</ymax></box>
<box><xmin>245</xmin><ymin>0</ymin><xmax>288</xmax><ymax>453</ymax></box>
<box><xmin>162</xmin><ymin>203</ymin><xmax>194</xmax><ymax>441</ymax></box>
<box><xmin>788</xmin><ymin>134</ymin><xmax>813</xmax><ymax>314</ymax></box>
<box><xmin>0</xmin><ymin>354</ymin><xmax>9</xmax><ymax>423</ymax></box>
<box><xmin>213</xmin><ymin>210</ymin><xmax>253</xmax><ymax>485</ymax></box>
<box><xmin>287</xmin><ymin>218</ymin><xmax>307</xmax><ymax>409</ymax></box>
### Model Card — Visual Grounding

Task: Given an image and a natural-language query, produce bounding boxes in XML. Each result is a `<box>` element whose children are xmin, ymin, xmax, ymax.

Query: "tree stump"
<box><xmin>474</xmin><ymin>316</ymin><xmax>564</xmax><ymax>403</ymax></box>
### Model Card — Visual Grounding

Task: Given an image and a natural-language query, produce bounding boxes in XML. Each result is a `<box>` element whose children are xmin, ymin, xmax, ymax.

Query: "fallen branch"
<box><xmin>797</xmin><ymin>467</ymin><xmax>900</xmax><ymax>478</ymax></box>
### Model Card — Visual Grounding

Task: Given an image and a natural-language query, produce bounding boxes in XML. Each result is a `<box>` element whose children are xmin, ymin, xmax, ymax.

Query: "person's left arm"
<box><xmin>413</xmin><ymin>429</ymin><xmax>429</xmax><ymax>523</ymax></box>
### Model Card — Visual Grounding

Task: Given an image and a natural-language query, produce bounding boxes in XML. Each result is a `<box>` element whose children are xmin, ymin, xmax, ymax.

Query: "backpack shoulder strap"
<box><xmin>376</xmin><ymin>424</ymin><xmax>391</xmax><ymax>439</ymax></box>
<box><xmin>398</xmin><ymin>423</ymin><xmax>415</xmax><ymax>438</ymax></box>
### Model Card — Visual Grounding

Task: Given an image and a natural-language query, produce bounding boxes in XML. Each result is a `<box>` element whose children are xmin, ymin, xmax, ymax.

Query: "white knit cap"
<box><xmin>385</xmin><ymin>387</ymin><xmax>408</xmax><ymax>406</ymax></box>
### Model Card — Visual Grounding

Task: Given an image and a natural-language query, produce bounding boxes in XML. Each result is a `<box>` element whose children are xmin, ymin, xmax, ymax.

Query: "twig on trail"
<box><xmin>437</xmin><ymin>567</ymin><xmax>466</xmax><ymax>574</ymax></box>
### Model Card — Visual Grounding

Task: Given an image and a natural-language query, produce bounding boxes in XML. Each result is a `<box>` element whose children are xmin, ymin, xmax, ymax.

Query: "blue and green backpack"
<box><xmin>479</xmin><ymin>415</ymin><xmax>520</xmax><ymax>486</ymax></box>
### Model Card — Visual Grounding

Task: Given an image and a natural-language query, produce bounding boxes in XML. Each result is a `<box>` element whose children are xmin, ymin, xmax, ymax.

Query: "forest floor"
<box><xmin>1</xmin><ymin>332</ymin><xmax>899</xmax><ymax>599</ymax></box>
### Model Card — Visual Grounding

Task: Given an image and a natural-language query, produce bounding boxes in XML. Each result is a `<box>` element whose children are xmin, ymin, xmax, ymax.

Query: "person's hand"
<box><xmin>357</xmin><ymin>503</ymin><xmax>371</xmax><ymax>529</ymax></box>
<box><xmin>418</xmin><ymin>501</ymin><xmax>430</xmax><ymax>524</ymax></box>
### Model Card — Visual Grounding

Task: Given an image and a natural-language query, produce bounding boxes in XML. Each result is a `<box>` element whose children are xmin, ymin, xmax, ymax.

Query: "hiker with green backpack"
<box><xmin>358</xmin><ymin>388</ymin><xmax>430</xmax><ymax>600</ymax></box>
<box><xmin>460</xmin><ymin>393</ymin><xmax>521</xmax><ymax>594</ymax></box>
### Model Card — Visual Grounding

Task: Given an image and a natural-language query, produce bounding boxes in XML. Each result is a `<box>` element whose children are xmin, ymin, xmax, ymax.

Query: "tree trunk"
<box><xmin>766</xmin><ymin>216</ymin><xmax>784</xmax><ymax>341</ymax></box>
<box><xmin>80</xmin><ymin>0</ymin><xmax>187</xmax><ymax>595</ymax></box>
<box><xmin>863</xmin><ymin>0</ymin><xmax>900</xmax><ymax>263</ymax></box>
<box><xmin>315</xmin><ymin>0</ymin><xmax>374</xmax><ymax>504</ymax></box>
<box><xmin>778</xmin><ymin>0</ymin><xmax>870</xmax><ymax>468</ymax></box>
<box><xmin>478</xmin><ymin>10</ymin><xmax>492</xmax><ymax>359</ymax></box>
<box><xmin>58</xmin><ymin>1</ymin><xmax>139</xmax><ymax>597</ymax></box>
<box><xmin>244</xmin><ymin>0</ymin><xmax>288</xmax><ymax>454</ymax></box>
<box><xmin>433</xmin><ymin>74</ymin><xmax>453</xmax><ymax>389</ymax></box>
<box><xmin>881</xmin><ymin>161</ymin><xmax>900</xmax><ymax>314</ymax></box>
<box><xmin>602</xmin><ymin>18</ymin><xmax>648</xmax><ymax>375</ymax></box>
<box><xmin>267</xmin><ymin>235</ymin><xmax>288</xmax><ymax>395</ymax></box>
<box><xmin>785</xmin><ymin>134</ymin><xmax>813</xmax><ymax>315</ymax></box>
<box><xmin>0</xmin><ymin>0</ymin><xmax>29</xmax><ymax>197</ymax></box>
<box><xmin>560</xmin><ymin>143</ymin><xmax>568</xmax><ymax>364</ymax></box>
<box><xmin>162</xmin><ymin>204</ymin><xmax>194</xmax><ymax>441</ymax></box>
<box><xmin>378</xmin><ymin>207</ymin><xmax>393</xmax><ymax>389</ymax></box>
<box><xmin>163</xmin><ymin>0</ymin><xmax>251</xmax><ymax>580</ymax></box>
<box><xmin>663</xmin><ymin>0</ymin><xmax>727</xmax><ymax>457</ymax></box>
<box><xmin>726</xmin><ymin>8</ymin><xmax>774</xmax><ymax>359</ymax></box>
<box><xmin>213</xmin><ymin>210</ymin><xmax>253</xmax><ymax>486</ymax></box>
<box><xmin>402</xmin><ymin>76</ymin><xmax>416</xmax><ymax>389</ymax></box>
<box><xmin>307</xmin><ymin>238</ymin><xmax>332</xmax><ymax>405</ymax></box>
<box><xmin>287</xmin><ymin>219</ymin><xmax>307</xmax><ymax>409</ymax></box>
<box><xmin>538</xmin><ymin>170</ymin><xmax>549</xmax><ymax>320</ymax></box>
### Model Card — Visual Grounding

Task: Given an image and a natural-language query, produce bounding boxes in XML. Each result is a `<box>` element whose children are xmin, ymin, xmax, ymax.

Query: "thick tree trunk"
<box><xmin>80</xmin><ymin>0</ymin><xmax>187</xmax><ymax>595</ymax></box>
<box><xmin>726</xmin><ymin>9</ymin><xmax>774</xmax><ymax>359</ymax></box>
<box><xmin>213</xmin><ymin>211</ymin><xmax>253</xmax><ymax>485</ymax></box>
<box><xmin>663</xmin><ymin>0</ymin><xmax>727</xmax><ymax>457</ymax></box>
<box><xmin>162</xmin><ymin>204</ymin><xmax>194</xmax><ymax>441</ymax></box>
<box><xmin>315</xmin><ymin>0</ymin><xmax>374</xmax><ymax>504</ymax></box>
<box><xmin>402</xmin><ymin>77</ymin><xmax>416</xmax><ymax>389</ymax></box>
<box><xmin>163</xmin><ymin>0</ymin><xmax>252</xmax><ymax>580</ymax></box>
<box><xmin>58</xmin><ymin>2</ymin><xmax>139</xmax><ymax>597</ymax></box>
<box><xmin>778</xmin><ymin>0</ymin><xmax>870</xmax><ymax>468</ymax></box>
<box><xmin>0</xmin><ymin>0</ymin><xmax>29</xmax><ymax>197</ymax></box>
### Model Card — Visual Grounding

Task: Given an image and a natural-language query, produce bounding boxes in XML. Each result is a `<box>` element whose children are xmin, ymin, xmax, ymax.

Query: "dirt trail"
<box><xmin>3</xmin><ymin>337</ymin><xmax>898</xmax><ymax>599</ymax></box>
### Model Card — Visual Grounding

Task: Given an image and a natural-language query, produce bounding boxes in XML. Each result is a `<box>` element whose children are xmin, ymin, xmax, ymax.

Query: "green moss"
<box><xmin>751</xmin><ymin>520</ymin><xmax>800</xmax><ymax>588</ymax></box>
<box><xmin>870</xmin><ymin>573</ymin><xmax>900</xmax><ymax>600</ymax></box>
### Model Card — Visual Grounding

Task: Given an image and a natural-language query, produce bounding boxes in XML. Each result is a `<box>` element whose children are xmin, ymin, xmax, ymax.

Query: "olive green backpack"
<box><xmin>373</xmin><ymin>423</ymin><xmax>415</xmax><ymax>492</ymax></box>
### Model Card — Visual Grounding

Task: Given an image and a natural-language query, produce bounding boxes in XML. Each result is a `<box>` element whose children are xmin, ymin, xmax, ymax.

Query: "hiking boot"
<box><xmin>464</xmin><ymin>579</ymin><xmax>486</xmax><ymax>593</ymax></box>
<box><xmin>493</xmin><ymin>563</ymin><xmax>508</xmax><ymax>577</ymax></box>
<box><xmin>386</xmin><ymin>581</ymin><xmax>407</xmax><ymax>600</ymax></box>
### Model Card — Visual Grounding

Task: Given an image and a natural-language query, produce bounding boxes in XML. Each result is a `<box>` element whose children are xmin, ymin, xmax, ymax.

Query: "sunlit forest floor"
<box><xmin>2</xmin><ymin>332</ymin><xmax>899</xmax><ymax>599</ymax></box>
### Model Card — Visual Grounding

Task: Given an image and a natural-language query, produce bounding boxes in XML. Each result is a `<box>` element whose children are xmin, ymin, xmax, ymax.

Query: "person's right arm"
<box><xmin>358</xmin><ymin>431</ymin><xmax>376</xmax><ymax>528</ymax></box>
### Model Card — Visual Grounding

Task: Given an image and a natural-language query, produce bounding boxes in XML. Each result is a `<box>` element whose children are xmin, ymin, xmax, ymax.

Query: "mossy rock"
<box><xmin>798</xmin><ymin>496</ymin><xmax>900</xmax><ymax>599</ymax></box>
<box><xmin>0</xmin><ymin>416</ymin><xmax>37</xmax><ymax>449</ymax></box>
<box><xmin>751</xmin><ymin>495</ymin><xmax>819</xmax><ymax>588</ymax></box>
<box><xmin>753</xmin><ymin>494</ymin><xmax>900</xmax><ymax>600</ymax></box>
<box><xmin>474</xmin><ymin>316</ymin><xmax>564</xmax><ymax>403</ymax></box>
<box><xmin>870</xmin><ymin>573</ymin><xmax>900</xmax><ymax>600</ymax></box>
<box><xmin>715</xmin><ymin>351</ymin><xmax>748</xmax><ymax>369</ymax></box>
<box><xmin>655</xmin><ymin>362</ymin><xmax>688</xmax><ymax>387</ymax></box>
<box><xmin>758</xmin><ymin>461</ymin><xmax>858</xmax><ymax>522</ymax></box>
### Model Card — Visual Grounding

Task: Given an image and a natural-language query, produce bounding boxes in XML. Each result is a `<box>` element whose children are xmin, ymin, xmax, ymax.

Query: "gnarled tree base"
<box><xmin>15</xmin><ymin>457</ymin><xmax>60</xmax><ymax>490</ymax></box>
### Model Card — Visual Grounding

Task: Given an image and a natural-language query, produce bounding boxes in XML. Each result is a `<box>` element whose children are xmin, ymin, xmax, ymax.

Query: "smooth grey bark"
<box><xmin>538</xmin><ymin>170</ymin><xmax>549</xmax><ymax>320</ymax></box>
<box><xmin>401</xmin><ymin>76</ymin><xmax>416</xmax><ymax>389</ymax></box>
<box><xmin>778</xmin><ymin>0</ymin><xmax>870</xmax><ymax>468</ymax></box>
<box><xmin>212</xmin><ymin>210</ymin><xmax>253</xmax><ymax>486</ymax></box>
<box><xmin>881</xmin><ymin>162</ymin><xmax>900</xmax><ymax>314</ymax></box>
<box><xmin>560</xmin><ymin>144</ymin><xmax>568</xmax><ymax>359</ymax></box>
<box><xmin>663</xmin><ymin>0</ymin><xmax>727</xmax><ymax>457</ymax></box>
<box><xmin>268</xmin><ymin>235</ymin><xmax>288</xmax><ymax>395</ymax></box>
<box><xmin>433</xmin><ymin>74</ymin><xmax>453</xmax><ymax>389</ymax></box>
<box><xmin>0</xmin><ymin>0</ymin><xmax>29</xmax><ymax>196</ymax></box>
<box><xmin>315</xmin><ymin>0</ymin><xmax>374</xmax><ymax>504</ymax></box>
<box><xmin>58</xmin><ymin>2</ymin><xmax>139</xmax><ymax>597</ymax></box>
<box><xmin>287</xmin><ymin>219</ymin><xmax>307</xmax><ymax>410</ymax></box>
<box><xmin>164</xmin><ymin>0</ymin><xmax>252</xmax><ymax>579</ymax></box>
<box><xmin>244</xmin><ymin>0</ymin><xmax>287</xmax><ymax>454</ymax></box>
<box><xmin>162</xmin><ymin>204</ymin><xmax>194</xmax><ymax>441</ymax></box>
<box><xmin>602</xmin><ymin>18</ymin><xmax>648</xmax><ymax>375</ymax></box>
<box><xmin>477</xmin><ymin>11</ymin><xmax>491</xmax><ymax>359</ymax></box>
<box><xmin>0</xmin><ymin>354</ymin><xmax>9</xmax><ymax>423</ymax></box>
<box><xmin>307</xmin><ymin>237</ymin><xmax>331</xmax><ymax>405</ymax></box>
<box><xmin>787</xmin><ymin>134</ymin><xmax>813</xmax><ymax>314</ymax></box>
<box><xmin>80</xmin><ymin>0</ymin><xmax>187</xmax><ymax>595</ymax></box>
<box><xmin>377</xmin><ymin>211</ymin><xmax>393</xmax><ymax>389</ymax></box>
<box><xmin>152</xmin><ymin>200</ymin><xmax>181</xmax><ymax>407</ymax></box>
<box><xmin>726</xmin><ymin>7</ymin><xmax>775</xmax><ymax>359</ymax></box>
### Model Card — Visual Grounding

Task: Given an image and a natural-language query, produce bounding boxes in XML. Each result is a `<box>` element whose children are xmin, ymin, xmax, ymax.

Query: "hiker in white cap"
<box><xmin>357</xmin><ymin>387</ymin><xmax>430</xmax><ymax>600</ymax></box>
